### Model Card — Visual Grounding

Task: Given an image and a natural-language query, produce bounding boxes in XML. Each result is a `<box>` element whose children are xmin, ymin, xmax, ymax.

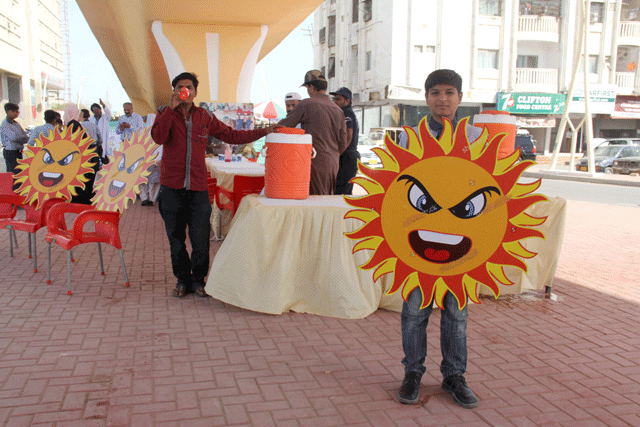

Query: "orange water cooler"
<box><xmin>473</xmin><ymin>110</ymin><xmax>517</xmax><ymax>159</ymax></box>
<box><xmin>263</xmin><ymin>127</ymin><xmax>315</xmax><ymax>199</ymax></box>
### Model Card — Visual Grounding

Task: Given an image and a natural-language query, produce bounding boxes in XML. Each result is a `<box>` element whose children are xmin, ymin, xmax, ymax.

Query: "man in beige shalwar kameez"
<box><xmin>278</xmin><ymin>70</ymin><xmax>348</xmax><ymax>195</ymax></box>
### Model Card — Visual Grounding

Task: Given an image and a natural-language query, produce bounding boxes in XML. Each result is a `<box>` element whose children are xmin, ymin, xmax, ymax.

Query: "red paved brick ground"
<box><xmin>0</xmin><ymin>196</ymin><xmax>639</xmax><ymax>426</ymax></box>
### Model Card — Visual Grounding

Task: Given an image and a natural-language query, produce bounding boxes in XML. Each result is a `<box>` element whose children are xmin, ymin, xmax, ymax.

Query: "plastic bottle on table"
<box><xmin>224</xmin><ymin>144</ymin><xmax>231</xmax><ymax>162</ymax></box>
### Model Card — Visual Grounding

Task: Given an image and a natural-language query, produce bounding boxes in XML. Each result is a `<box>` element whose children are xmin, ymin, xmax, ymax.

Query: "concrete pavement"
<box><xmin>0</xmin><ymin>191</ymin><xmax>639</xmax><ymax>426</ymax></box>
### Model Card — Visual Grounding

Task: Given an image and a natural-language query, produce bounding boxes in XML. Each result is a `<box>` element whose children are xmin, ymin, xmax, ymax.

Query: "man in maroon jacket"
<box><xmin>151</xmin><ymin>72</ymin><xmax>280</xmax><ymax>298</ymax></box>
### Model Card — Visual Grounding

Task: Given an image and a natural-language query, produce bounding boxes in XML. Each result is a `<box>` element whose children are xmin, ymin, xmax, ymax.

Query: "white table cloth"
<box><xmin>205</xmin><ymin>195</ymin><xmax>566</xmax><ymax>319</ymax></box>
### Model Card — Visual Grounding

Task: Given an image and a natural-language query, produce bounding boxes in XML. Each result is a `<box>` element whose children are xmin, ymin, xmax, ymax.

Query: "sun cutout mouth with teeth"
<box><xmin>344</xmin><ymin>116</ymin><xmax>547</xmax><ymax>309</ymax></box>
<box><xmin>15</xmin><ymin>126</ymin><xmax>97</xmax><ymax>208</ymax></box>
<box><xmin>92</xmin><ymin>128</ymin><xmax>158</xmax><ymax>213</ymax></box>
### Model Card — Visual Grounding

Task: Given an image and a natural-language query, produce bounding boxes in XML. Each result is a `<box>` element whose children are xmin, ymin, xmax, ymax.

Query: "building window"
<box><xmin>328</xmin><ymin>56</ymin><xmax>336</xmax><ymax>78</ymax></box>
<box><xmin>319</xmin><ymin>27</ymin><xmax>326</xmax><ymax>44</ymax></box>
<box><xmin>414</xmin><ymin>45</ymin><xmax>423</xmax><ymax>53</ymax></box>
<box><xmin>477</xmin><ymin>49</ymin><xmax>498</xmax><ymax>69</ymax></box>
<box><xmin>579</xmin><ymin>55</ymin><xmax>599</xmax><ymax>73</ymax></box>
<box><xmin>590</xmin><ymin>2</ymin><xmax>604</xmax><ymax>23</ymax></box>
<box><xmin>363</xmin><ymin>0</ymin><xmax>372</xmax><ymax>22</ymax></box>
<box><xmin>365</xmin><ymin>51</ymin><xmax>372</xmax><ymax>71</ymax></box>
<box><xmin>517</xmin><ymin>55</ymin><xmax>538</xmax><ymax>68</ymax></box>
<box><xmin>328</xmin><ymin>15</ymin><xmax>336</xmax><ymax>47</ymax></box>
<box><xmin>479</xmin><ymin>0</ymin><xmax>501</xmax><ymax>16</ymax></box>
<box><xmin>352</xmin><ymin>0</ymin><xmax>359</xmax><ymax>22</ymax></box>
<box><xmin>425</xmin><ymin>46</ymin><xmax>436</xmax><ymax>54</ymax></box>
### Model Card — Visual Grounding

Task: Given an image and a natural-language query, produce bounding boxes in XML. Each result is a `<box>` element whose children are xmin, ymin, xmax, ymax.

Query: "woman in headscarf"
<box><xmin>63</xmin><ymin>104</ymin><xmax>83</xmax><ymax>133</ymax></box>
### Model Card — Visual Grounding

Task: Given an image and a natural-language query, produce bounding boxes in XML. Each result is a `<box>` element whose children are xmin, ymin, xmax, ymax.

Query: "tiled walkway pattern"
<box><xmin>0</xmin><ymin>198</ymin><xmax>639</xmax><ymax>426</ymax></box>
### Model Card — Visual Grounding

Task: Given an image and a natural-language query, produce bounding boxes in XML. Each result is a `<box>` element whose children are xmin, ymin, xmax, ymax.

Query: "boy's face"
<box><xmin>426</xmin><ymin>84</ymin><xmax>462</xmax><ymax>123</ymax></box>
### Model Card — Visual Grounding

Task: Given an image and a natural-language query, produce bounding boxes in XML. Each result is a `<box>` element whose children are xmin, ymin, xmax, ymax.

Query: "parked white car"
<box><xmin>357</xmin><ymin>135</ymin><xmax>383</xmax><ymax>168</ymax></box>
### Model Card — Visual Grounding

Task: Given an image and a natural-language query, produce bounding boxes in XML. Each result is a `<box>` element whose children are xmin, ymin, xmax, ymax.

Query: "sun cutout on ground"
<box><xmin>344</xmin><ymin>116</ymin><xmax>548</xmax><ymax>309</ymax></box>
<box><xmin>92</xmin><ymin>128</ymin><xmax>157</xmax><ymax>213</ymax></box>
<box><xmin>15</xmin><ymin>126</ymin><xmax>97</xmax><ymax>208</ymax></box>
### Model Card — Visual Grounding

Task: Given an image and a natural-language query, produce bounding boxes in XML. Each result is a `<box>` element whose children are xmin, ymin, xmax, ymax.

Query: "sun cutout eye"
<box><xmin>58</xmin><ymin>152</ymin><xmax>78</xmax><ymax>166</ymax></box>
<box><xmin>127</xmin><ymin>158</ymin><xmax>143</xmax><ymax>174</ymax></box>
<box><xmin>400</xmin><ymin>175</ymin><xmax>441</xmax><ymax>214</ymax></box>
<box><xmin>449</xmin><ymin>187</ymin><xmax>500</xmax><ymax>219</ymax></box>
<box><xmin>118</xmin><ymin>155</ymin><xmax>126</xmax><ymax>171</ymax></box>
<box><xmin>42</xmin><ymin>149</ymin><xmax>54</xmax><ymax>165</ymax></box>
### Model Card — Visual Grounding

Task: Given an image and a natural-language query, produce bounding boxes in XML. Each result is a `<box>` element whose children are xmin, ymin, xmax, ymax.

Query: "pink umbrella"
<box><xmin>262</xmin><ymin>101</ymin><xmax>278</xmax><ymax>120</ymax></box>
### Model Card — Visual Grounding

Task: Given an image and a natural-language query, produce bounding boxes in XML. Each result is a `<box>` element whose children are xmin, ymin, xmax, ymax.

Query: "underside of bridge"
<box><xmin>76</xmin><ymin>0</ymin><xmax>322</xmax><ymax>113</ymax></box>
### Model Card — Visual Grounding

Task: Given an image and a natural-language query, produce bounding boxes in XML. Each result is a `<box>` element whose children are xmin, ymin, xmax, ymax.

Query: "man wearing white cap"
<box><xmin>284</xmin><ymin>92</ymin><xmax>302</xmax><ymax>115</ymax></box>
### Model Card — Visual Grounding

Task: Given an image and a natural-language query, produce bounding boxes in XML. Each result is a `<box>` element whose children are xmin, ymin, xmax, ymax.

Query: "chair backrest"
<box><xmin>232</xmin><ymin>175</ymin><xmax>264</xmax><ymax>210</ymax></box>
<box><xmin>207</xmin><ymin>177</ymin><xmax>217</xmax><ymax>204</ymax></box>
<box><xmin>0</xmin><ymin>173</ymin><xmax>18</xmax><ymax>218</ymax></box>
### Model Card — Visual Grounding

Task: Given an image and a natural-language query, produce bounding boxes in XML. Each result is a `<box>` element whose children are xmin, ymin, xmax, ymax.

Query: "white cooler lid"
<box><xmin>265</xmin><ymin>133</ymin><xmax>313</xmax><ymax>144</ymax></box>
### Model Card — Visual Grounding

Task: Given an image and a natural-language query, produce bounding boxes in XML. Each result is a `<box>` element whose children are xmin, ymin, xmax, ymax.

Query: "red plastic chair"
<box><xmin>207</xmin><ymin>177</ymin><xmax>218</xmax><ymax>204</ymax></box>
<box><xmin>3</xmin><ymin>197</ymin><xmax>66</xmax><ymax>272</ymax></box>
<box><xmin>45</xmin><ymin>202</ymin><xmax>130</xmax><ymax>295</ymax></box>
<box><xmin>0</xmin><ymin>172</ymin><xmax>20</xmax><ymax>253</ymax></box>
<box><xmin>216</xmin><ymin>175</ymin><xmax>265</xmax><ymax>217</ymax></box>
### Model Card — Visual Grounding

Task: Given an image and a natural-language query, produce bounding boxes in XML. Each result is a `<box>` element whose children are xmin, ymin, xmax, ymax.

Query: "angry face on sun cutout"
<box><xmin>15</xmin><ymin>126</ymin><xmax>97</xmax><ymax>208</ymax></box>
<box><xmin>92</xmin><ymin>128</ymin><xmax>157</xmax><ymax>213</ymax></box>
<box><xmin>381</xmin><ymin>156</ymin><xmax>508</xmax><ymax>277</ymax></box>
<box><xmin>344</xmin><ymin>116</ymin><xmax>548</xmax><ymax>309</ymax></box>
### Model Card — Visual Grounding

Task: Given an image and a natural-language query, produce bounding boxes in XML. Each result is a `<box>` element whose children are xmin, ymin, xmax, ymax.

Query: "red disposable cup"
<box><xmin>179</xmin><ymin>88</ymin><xmax>190</xmax><ymax>100</ymax></box>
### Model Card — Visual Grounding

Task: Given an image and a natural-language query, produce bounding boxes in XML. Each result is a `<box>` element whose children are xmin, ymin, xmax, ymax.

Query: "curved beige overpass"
<box><xmin>76</xmin><ymin>0</ymin><xmax>322</xmax><ymax>113</ymax></box>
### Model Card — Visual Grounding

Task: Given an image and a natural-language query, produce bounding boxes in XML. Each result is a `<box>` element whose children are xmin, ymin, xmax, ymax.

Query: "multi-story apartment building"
<box><xmin>1</xmin><ymin>0</ymin><xmax>64</xmax><ymax>126</ymax></box>
<box><xmin>314</xmin><ymin>0</ymin><xmax>640</xmax><ymax>154</ymax></box>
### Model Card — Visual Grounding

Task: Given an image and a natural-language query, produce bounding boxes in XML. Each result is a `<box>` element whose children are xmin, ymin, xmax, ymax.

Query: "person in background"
<box><xmin>28</xmin><ymin>110</ymin><xmax>60</xmax><ymax>146</ymax></box>
<box><xmin>330</xmin><ymin>87</ymin><xmax>360</xmax><ymax>195</ymax></box>
<box><xmin>91</xmin><ymin>99</ymin><xmax>112</xmax><ymax>162</ymax></box>
<box><xmin>284</xmin><ymin>92</ymin><xmax>301</xmax><ymax>115</ymax></box>
<box><xmin>139</xmin><ymin>113</ymin><xmax>159</xmax><ymax>206</ymax></box>
<box><xmin>116</xmin><ymin>102</ymin><xmax>144</xmax><ymax>146</ymax></box>
<box><xmin>1</xmin><ymin>102</ymin><xmax>28</xmax><ymax>175</ymax></box>
<box><xmin>151</xmin><ymin>71</ymin><xmax>281</xmax><ymax>299</ymax></box>
<box><xmin>396</xmin><ymin>69</ymin><xmax>482</xmax><ymax>409</ymax></box>
<box><xmin>63</xmin><ymin>104</ymin><xmax>83</xmax><ymax>133</ymax></box>
<box><xmin>80</xmin><ymin>108</ymin><xmax>99</xmax><ymax>143</ymax></box>
<box><xmin>140</xmin><ymin>145</ymin><xmax>162</xmax><ymax>207</ymax></box>
<box><xmin>278</xmin><ymin>70</ymin><xmax>348</xmax><ymax>195</ymax></box>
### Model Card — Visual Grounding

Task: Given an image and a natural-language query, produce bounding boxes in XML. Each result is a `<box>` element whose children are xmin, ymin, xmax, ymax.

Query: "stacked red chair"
<box><xmin>45</xmin><ymin>202</ymin><xmax>130</xmax><ymax>295</ymax></box>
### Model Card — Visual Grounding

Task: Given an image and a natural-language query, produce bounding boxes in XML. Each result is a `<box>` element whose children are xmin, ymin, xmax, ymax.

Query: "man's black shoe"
<box><xmin>442</xmin><ymin>375</ymin><xmax>478</xmax><ymax>409</ymax></box>
<box><xmin>397</xmin><ymin>372</ymin><xmax>422</xmax><ymax>404</ymax></box>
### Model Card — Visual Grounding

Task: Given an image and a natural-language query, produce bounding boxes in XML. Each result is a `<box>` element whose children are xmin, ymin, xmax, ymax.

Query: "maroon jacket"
<box><xmin>151</xmin><ymin>104</ymin><xmax>266</xmax><ymax>192</ymax></box>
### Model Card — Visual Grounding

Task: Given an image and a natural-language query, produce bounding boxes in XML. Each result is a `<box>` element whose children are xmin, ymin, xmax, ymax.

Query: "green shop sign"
<box><xmin>496</xmin><ymin>93</ymin><xmax>566</xmax><ymax>114</ymax></box>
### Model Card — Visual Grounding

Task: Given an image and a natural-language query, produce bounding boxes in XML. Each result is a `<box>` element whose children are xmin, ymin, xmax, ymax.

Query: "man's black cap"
<box><xmin>329</xmin><ymin>87</ymin><xmax>352</xmax><ymax>100</ymax></box>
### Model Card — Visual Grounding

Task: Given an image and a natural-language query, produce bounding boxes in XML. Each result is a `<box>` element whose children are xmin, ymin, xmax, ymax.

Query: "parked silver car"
<box><xmin>577</xmin><ymin>145</ymin><xmax>640</xmax><ymax>174</ymax></box>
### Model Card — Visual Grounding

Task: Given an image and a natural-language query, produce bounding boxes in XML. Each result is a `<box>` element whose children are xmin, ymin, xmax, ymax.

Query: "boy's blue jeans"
<box><xmin>401</xmin><ymin>289</ymin><xmax>468</xmax><ymax>379</ymax></box>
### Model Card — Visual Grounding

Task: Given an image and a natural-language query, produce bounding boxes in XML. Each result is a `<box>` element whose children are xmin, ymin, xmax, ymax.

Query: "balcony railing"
<box><xmin>518</xmin><ymin>16</ymin><xmax>560</xmax><ymax>42</ymax></box>
<box><xmin>516</xmin><ymin>68</ymin><xmax>557</xmax><ymax>85</ymax></box>
<box><xmin>620</xmin><ymin>21</ymin><xmax>640</xmax><ymax>38</ymax></box>
<box><xmin>616</xmin><ymin>72</ymin><xmax>636</xmax><ymax>89</ymax></box>
<box><xmin>515</xmin><ymin>68</ymin><xmax>558</xmax><ymax>92</ymax></box>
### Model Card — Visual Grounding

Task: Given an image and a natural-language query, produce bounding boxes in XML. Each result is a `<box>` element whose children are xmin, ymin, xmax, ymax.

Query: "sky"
<box><xmin>67</xmin><ymin>0</ymin><xmax>315</xmax><ymax>115</ymax></box>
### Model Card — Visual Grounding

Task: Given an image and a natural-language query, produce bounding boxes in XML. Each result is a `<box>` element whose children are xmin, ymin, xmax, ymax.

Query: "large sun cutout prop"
<box><xmin>344</xmin><ymin>117</ymin><xmax>548</xmax><ymax>310</ymax></box>
<box><xmin>15</xmin><ymin>126</ymin><xmax>97</xmax><ymax>208</ymax></box>
<box><xmin>92</xmin><ymin>128</ymin><xmax>157</xmax><ymax>213</ymax></box>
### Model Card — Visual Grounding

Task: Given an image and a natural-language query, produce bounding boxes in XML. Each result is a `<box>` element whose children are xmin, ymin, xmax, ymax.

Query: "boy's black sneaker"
<box><xmin>442</xmin><ymin>375</ymin><xmax>478</xmax><ymax>409</ymax></box>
